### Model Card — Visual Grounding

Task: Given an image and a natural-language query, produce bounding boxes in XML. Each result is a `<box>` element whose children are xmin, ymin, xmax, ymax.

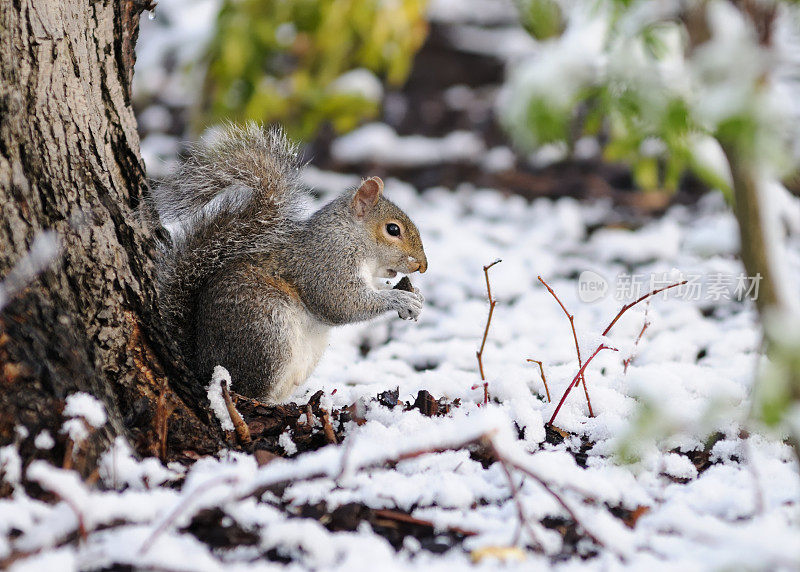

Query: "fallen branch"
<box><xmin>475</xmin><ymin>259</ymin><xmax>501</xmax><ymax>405</ymax></box>
<box><xmin>498</xmin><ymin>455</ymin><xmax>542</xmax><ymax>548</ymax></box>
<box><xmin>139</xmin><ymin>475</ymin><xmax>239</xmax><ymax>555</ymax></box>
<box><xmin>526</xmin><ymin>359</ymin><xmax>550</xmax><ymax>402</ymax></box>
<box><xmin>495</xmin><ymin>448</ymin><xmax>607</xmax><ymax>550</ymax></box>
<box><xmin>373</xmin><ymin>509</ymin><xmax>476</xmax><ymax>537</ymax></box>
<box><xmin>244</xmin><ymin>428</ymin><xmax>612</xmax><ymax>553</ymax></box>
<box><xmin>538</xmin><ymin>276</ymin><xmax>593</xmax><ymax>416</ymax></box>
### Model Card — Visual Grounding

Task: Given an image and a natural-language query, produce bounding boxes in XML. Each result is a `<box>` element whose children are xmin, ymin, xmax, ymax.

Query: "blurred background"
<box><xmin>135</xmin><ymin>0</ymin><xmax>800</xmax><ymax>216</ymax></box>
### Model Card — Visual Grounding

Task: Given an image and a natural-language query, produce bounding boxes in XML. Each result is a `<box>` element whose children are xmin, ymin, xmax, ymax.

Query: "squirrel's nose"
<box><xmin>408</xmin><ymin>254</ymin><xmax>427</xmax><ymax>274</ymax></box>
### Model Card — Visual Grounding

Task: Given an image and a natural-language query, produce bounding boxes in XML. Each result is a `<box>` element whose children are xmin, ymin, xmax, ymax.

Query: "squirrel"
<box><xmin>151</xmin><ymin>123</ymin><xmax>427</xmax><ymax>403</ymax></box>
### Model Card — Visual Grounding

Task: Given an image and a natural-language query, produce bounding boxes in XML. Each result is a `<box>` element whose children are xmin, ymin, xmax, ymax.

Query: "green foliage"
<box><xmin>503</xmin><ymin>0</ymin><xmax>800</xmax><ymax>194</ymax></box>
<box><xmin>516</xmin><ymin>0</ymin><xmax>565</xmax><ymax>40</ymax></box>
<box><xmin>755</xmin><ymin>315</ymin><xmax>800</xmax><ymax>429</ymax></box>
<box><xmin>506</xmin><ymin>0</ymin><xmax>800</xmax><ymax>458</ymax></box>
<box><xmin>202</xmin><ymin>0</ymin><xmax>428</xmax><ymax>140</ymax></box>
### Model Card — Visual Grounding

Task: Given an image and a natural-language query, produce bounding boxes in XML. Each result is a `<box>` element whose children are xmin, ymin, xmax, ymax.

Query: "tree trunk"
<box><xmin>721</xmin><ymin>143</ymin><xmax>783</xmax><ymax>315</ymax></box>
<box><xmin>0</xmin><ymin>0</ymin><xmax>221</xmax><ymax>476</ymax></box>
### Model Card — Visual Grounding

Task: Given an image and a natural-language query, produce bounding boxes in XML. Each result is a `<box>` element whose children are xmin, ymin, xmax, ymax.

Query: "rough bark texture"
<box><xmin>0</xmin><ymin>0</ymin><xmax>220</xmax><ymax>475</ymax></box>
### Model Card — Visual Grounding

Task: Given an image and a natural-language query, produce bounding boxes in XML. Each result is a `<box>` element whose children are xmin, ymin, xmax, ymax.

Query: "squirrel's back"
<box><xmin>151</xmin><ymin>123</ymin><xmax>307</xmax><ymax>365</ymax></box>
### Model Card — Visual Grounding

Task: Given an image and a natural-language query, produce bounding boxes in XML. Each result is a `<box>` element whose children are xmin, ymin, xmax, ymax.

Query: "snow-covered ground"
<box><xmin>2</xmin><ymin>170</ymin><xmax>799</xmax><ymax>570</ymax></box>
<box><xmin>3</xmin><ymin>0</ymin><xmax>798</xmax><ymax>569</ymax></box>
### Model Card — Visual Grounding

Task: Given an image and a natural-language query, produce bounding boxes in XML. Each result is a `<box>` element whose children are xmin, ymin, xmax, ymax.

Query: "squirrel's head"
<box><xmin>351</xmin><ymin>177</ymin><xmax>427</xmax><ymax>277</ymax></box>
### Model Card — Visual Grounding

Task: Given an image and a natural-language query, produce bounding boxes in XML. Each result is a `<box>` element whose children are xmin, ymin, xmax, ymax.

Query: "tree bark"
<box><xmin>0</xmin><ymin>0</ymin><xmax>221</xmax><ymax>476</ymax></box>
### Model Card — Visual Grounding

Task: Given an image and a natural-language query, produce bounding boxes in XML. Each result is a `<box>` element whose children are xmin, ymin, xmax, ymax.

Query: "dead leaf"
<box><xmin>624</xmin><ymin>505</ymin><xmax>650</xmax><ymax>528</ymax></box>
<box><xmin>470</xmin><ymin>546</ymin><xmax>526</xmax><ymax>563</ymax></box>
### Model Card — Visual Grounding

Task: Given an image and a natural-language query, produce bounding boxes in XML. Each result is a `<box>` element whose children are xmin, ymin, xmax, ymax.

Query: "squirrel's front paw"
<box><xmin>387</xmin><ymin>289</ymin><xmax>424</xmax><ymax>321</ymax></box>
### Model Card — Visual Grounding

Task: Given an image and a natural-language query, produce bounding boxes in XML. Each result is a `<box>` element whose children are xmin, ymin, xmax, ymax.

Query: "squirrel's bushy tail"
<box><xmin>151</xmin><ymin>123</ymin><xmax>306</xmax><ymax>360</ymax></box>
<box><xmin>152</xmin><ymin>122</ymin><xmax>302</xmax><ymax>224</ymax></box>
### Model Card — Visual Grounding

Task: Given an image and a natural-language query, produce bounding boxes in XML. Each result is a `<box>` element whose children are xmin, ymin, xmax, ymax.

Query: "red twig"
<box><xmin>623</xmin><ymin>302</ymin><xmax>650</xmax><ymax>373</ymax></box>
<box><xmin>476</xmin><ymin>259</ymin><xmax>501</xmax><ymax>405</ymax></box>
<box><xmin>526</xmin><ymin>359</ymin><xmax>551</xmax><ymax>402</ymax></box>
<box><xmin>538</xmin><ymin>276</ymin><xmax>593</xmax><ymax>416</ymax></box>
<box><xmin>602</xmin><ymin>281</ymin><xmax>686</xmax><ymax>336</ymax></box>
<box><xmin>548</xmin><ymin>280</ymin><xmax>685</xmax><ymax>426</ymax></box>
<box><xmin>548</xmin><ymin>345</ymin><xmax>617</xmax><ymax>426</ymax></box>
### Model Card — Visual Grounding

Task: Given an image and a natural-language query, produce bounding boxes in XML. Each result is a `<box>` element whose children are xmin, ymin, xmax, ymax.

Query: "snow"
<box><xmin>34</xmin><ymin>431</ymin><xmax>55</xmax><ymax>450</ymax></box>
<box><xmin>134</xmin><ymin>0</ymin><xmax>220</xmax><ymax>107</ymax></box>
<box><xmin>331</xmin><ymin>123</ymin><xmax>485</xmax><ymax>167</ymax></box>
<box><xmin>0</xmin><ymin>230</ymin><xmax>61</xmax><ymax>311</ymax></box>
<box><xmin>278</xmin><ymin>431</ymin><xmax>297</xmax><ymax>456</ymax></box>
<box><xmin>63</xmin><ymin>393</ymin><xmax>106</xmax><ymax>429</ymax></box>
<box><xmin>11</xmin><ymin>0</ymin><xmax>798</xmax><ymax>567</ymax></box>
<box><xmin>207</xmin><ymin>366</ymin><xmax>234</xmax><ymax>432</ymax></box>
<box><xmin>330</xmin><ymin>69</ymin><xmax>384</xmax><ymax>103</ymax></box>
<box><xmin>427</xmin><ymin>0</ymin><xmax>519</xmax><ymax>26</ymax></box>
<box><xmin>5</xmin><ymin>172</ymin><xmax>799</xmax><ymax>570</ymax></box>
<box><xmin>61</xmin><ymin>393</ymin><xmax>107</xmax><ymax>443</ymax></box>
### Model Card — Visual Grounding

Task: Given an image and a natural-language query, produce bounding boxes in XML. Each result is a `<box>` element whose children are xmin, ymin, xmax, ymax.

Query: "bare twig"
<box><xmin>222</xmin><ymin>385</ymin><xmax>251</xmax><ymax>445</ymax></box>
<box><xmin>526</xmin><ymin>359</ymin><xmax>551</xmax><ymax>402</ymax></box>
<box><xmin>244</xmin><ymin>429</ymin><xmax>607</xmax><ymax>553</ymax></box>
<box><xmin>538</xmin><ymin>276</ymin><xmax>593</xmax><ymax>416</ymax></box>
<box><xmin>498</xmin><ymin>459</ymin><xmax>541</xmax><ymax>548</ymax></box>
<box><xmin>62</xmin><ymin>419</ymin><xmax>93</xmax><ymax>471</ymax></box>
<box><xmin>62</xmin><ymin>438</ymin><xmax>75</xmax><ymax>471</ymax></box>
<box><xmin>623</xmin><ymin>302</ymin><xmax>650</xmax><ymax>373</ymax></box>
<box><xmin>483</xmin><ymin>441</ymin><xmax>611</xmax><ymax>553</ymax></box>
<box><xmin>548</xmin><ymin>345</ymin><xmax>618</xmax><ymax>426</ymax></box>
<box><xmin>373</xmin><ymin>509</ymin><xmax>476</xmax><ymax>537</ymax></box>
<box><xmin>548</xmin><ymin>280</ymin><xmax>685</xmax><ymax>426</ymax></box>
<box><xmin>139</xmin><ymin>475</ymin><xmax>239</xmax><ymax>555</ymax></box>
<box><xmin>602</xmin><ymin>281</ymin><xmax>686</xmax><ymax>337</ymax></box>
<box><xmin>56</xmin><ymin>491</ymin><xmax>88</xmax><ymax>542</ymax></box>
<box><xmin>247</xmin><ymin>433</ymin><xmax>499</xmax><ymax>502</ymax></box>
<box><xmin>499</xmin><ymin>454</ymin><xmax>607</xmax><ymax>550</ymax></box>
<box><xmin>321</xmin><ymin>408</ymin><xmax>338</xmax><ymax>445</ymax></box>
<box><xmin>476</xmin><ymin>259</ymin><xmax>502</xmax><ymax>405</ymax></box>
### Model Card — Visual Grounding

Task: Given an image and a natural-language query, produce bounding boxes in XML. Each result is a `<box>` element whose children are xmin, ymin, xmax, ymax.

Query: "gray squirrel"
<box><xmin>152</xmin><ymin>123</ymin><xmax>427</xmax><ymax>402</ymax></box>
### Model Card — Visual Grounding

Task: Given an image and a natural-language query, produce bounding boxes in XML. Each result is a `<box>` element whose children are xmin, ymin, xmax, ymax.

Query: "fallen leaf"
<box><xmin>624</xmin><ymin>505</ymin><xmax>650</xmax><ymax>528</ymax></box>
<box><xmin>470</xmin><ymin>546</ymin><xmax>526</xmax><ymax>563</ymax></box>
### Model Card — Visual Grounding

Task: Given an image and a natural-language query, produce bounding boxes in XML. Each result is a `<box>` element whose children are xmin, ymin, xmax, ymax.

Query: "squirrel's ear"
<box><xmin>352</xmin><ymin>177</ymin><xmax>383</xmax><ymax>218</ymax></box>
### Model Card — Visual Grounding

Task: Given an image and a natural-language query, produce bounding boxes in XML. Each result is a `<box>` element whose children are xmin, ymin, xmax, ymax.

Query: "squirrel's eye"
<box><xmin>386</xmin><ymin>223</ymin><xmax>401</xmax><ymax>237</ymax></box>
